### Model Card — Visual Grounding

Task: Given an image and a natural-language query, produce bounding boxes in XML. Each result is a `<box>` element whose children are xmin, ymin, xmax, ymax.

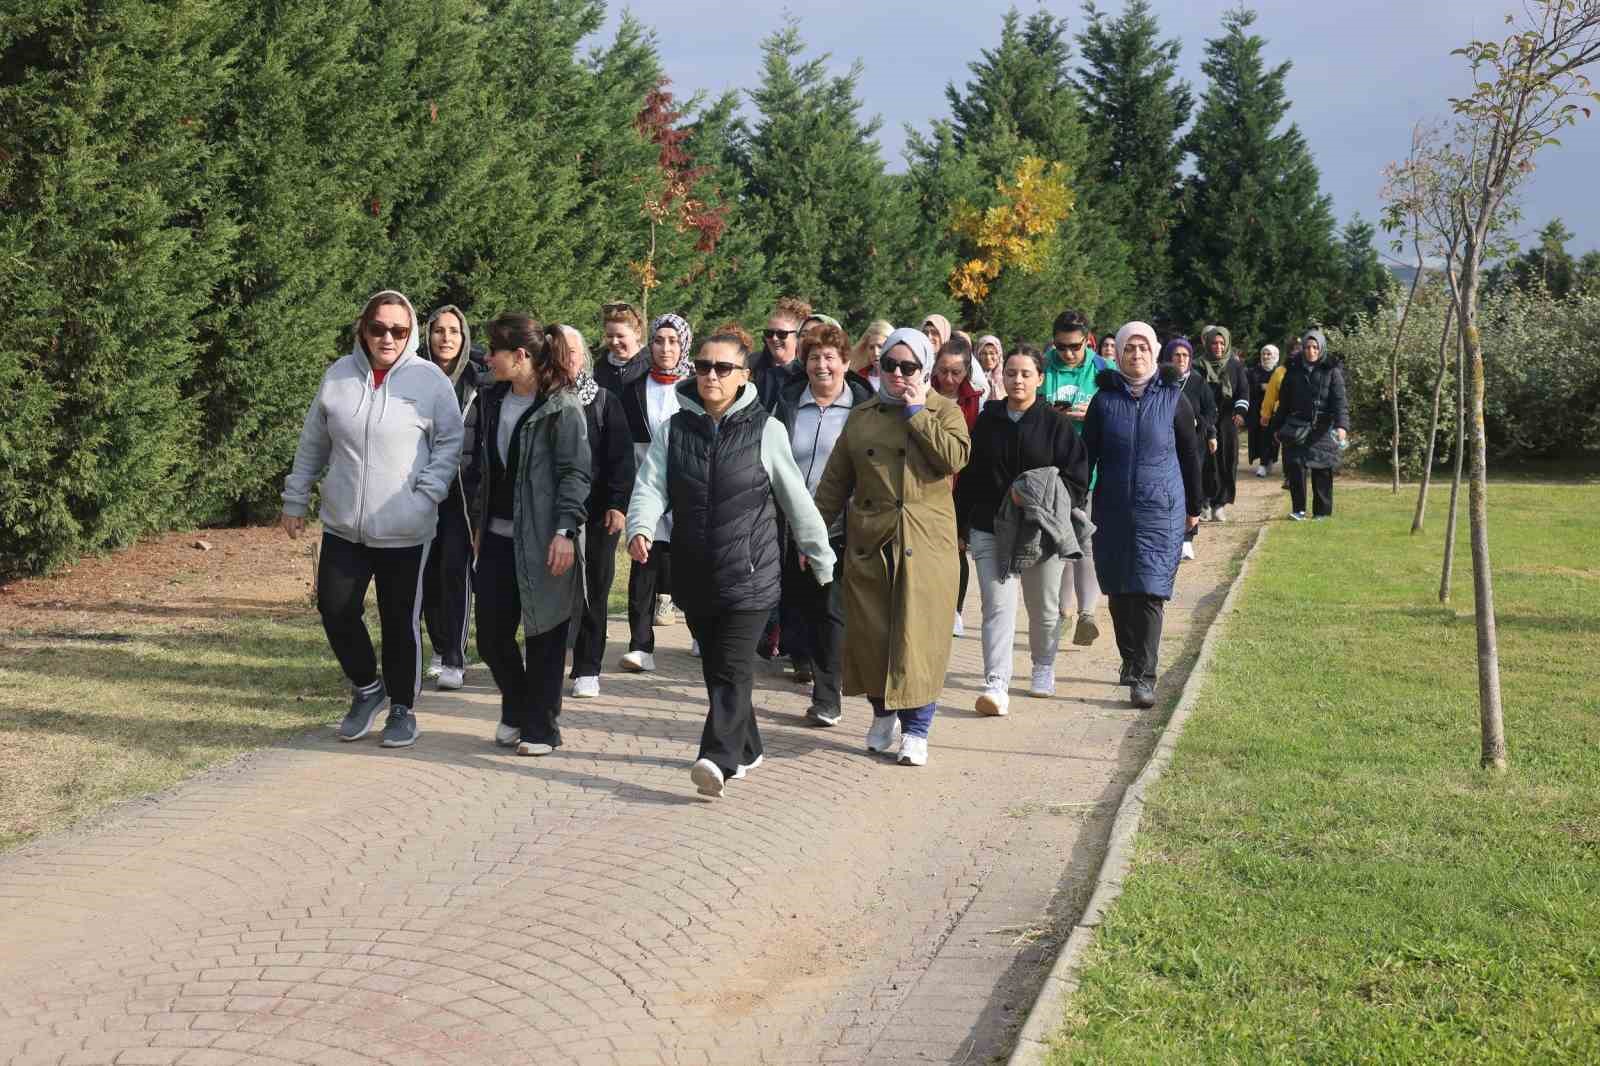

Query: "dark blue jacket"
<box><xmin>1081</xmin><ymin>367</ymin><xmax>1204</xmax><ymax>599</ymax></box>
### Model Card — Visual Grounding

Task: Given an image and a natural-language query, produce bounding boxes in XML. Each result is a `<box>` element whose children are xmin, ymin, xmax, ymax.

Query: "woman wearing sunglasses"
<box><xmin>812</xmin><ymin>328</ymin><xmax>972</xmax><ymax>767</ymax></box>
<box><xmin>281</xmin><ymin>290</ymin><xmax>465</xmax><ymax>748</ymax></box>
<box><xmin>627</xmin><ymin>333</ymin><xmax>836</xmax><ymax>799</ymax></box>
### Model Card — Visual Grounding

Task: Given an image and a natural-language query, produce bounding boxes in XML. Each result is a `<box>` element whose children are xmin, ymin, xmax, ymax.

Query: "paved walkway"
<box><xmin>0</xmin><ymin>481</ymin><xmax>1273</xmax><ymax>1066</ymax></box>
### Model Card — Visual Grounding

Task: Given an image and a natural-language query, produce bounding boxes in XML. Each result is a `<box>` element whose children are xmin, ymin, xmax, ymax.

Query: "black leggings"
<box><xmin>317</xmin><ymin>532</ymin><xmax>429</xmax><ymax>708</ymax></box>
<box><xmin>475</xmin><ymin>532</ymin><xmax>568</xmax><ymax>746</ymax></box>
<box><xmin>626</xmin><ymin>543</ymin><xmax>671</xmax><ymax>653</ymax></box>
<box><xmin>1108</xmin><ymin>593</ymin><xmax>1165</xmax><ymax>685</ymax></box>
<box><xmin>571</xmin><ymin>523</ymin><xmax>620</xmax><ymax>677</ymax></box>
<box><xmin>1285</xmin><ymin>461</ymin><xmax>1335</xmax><ymax>517</ymax></box>
<box><xmin>421</xmin><ymin>501</ymin><xmax>472</xmax><ymax>668</ymax></box>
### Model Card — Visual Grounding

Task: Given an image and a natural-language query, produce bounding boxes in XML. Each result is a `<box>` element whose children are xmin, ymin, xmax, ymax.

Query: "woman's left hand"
<box><xmin>547</xmin><ymin>535</ymin><xmax>575</xmax><ymax>577</ymax></box>
<box><xmin>1186</xmin><ymin>514</ymin><xmax>1200</xmax><ymax>532</ymax></box>
<box><xmin>1208</xmin><ymin>438</ymin><xmax>1218</xmax><ymax>454</ymax></box>
<box><xmin>604</xmin><ymin>509</ymin><xmax>626</xmax><ymax>534</ymax></box>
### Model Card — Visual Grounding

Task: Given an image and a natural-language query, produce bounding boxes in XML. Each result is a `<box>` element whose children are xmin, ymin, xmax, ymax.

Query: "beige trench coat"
<box><xmin>813</xmin><ymin>390</ymin><xmax>971</xmax><ymax>708</ymax></box>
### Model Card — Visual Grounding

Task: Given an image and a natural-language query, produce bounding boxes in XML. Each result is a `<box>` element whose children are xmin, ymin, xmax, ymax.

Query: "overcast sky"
<box><xmin>592</xmin><ymin>0</ymin><xmax>1600</xmax><ymax>256</ymax></box>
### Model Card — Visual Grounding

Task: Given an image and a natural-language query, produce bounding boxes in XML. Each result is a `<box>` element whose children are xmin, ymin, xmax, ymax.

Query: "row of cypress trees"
<box><xmin>0</xmin><ymin>1</ymin><xmax>1381</xmax><ymax>576</ymax></box>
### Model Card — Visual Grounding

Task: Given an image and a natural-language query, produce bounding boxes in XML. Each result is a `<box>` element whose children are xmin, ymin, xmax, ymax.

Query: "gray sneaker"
<box><xmin>1072</xmin><ymin>612</ymin><xmax>1100</xmax><ymax>647</ymax></box>
<box><xmin>338</xmin><ymin>682</ymin><xmax>387</xmax><ymax>741</ymax></box>
<box><xmin>380</xmin><ymin>705</ymin><xmax>419</xmax><ymax>748</ymax></box>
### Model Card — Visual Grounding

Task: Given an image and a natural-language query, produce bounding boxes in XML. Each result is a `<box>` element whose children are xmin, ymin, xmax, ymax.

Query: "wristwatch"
<box><xmin>555</xmin><ymin>528</ymin><xmax>576</xmax><ymax>540</ymax></box>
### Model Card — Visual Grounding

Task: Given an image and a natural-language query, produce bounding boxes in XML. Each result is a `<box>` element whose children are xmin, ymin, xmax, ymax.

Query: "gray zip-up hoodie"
<box><xmin>282</xmin><ymin>291</ymin><xmax>466</xmax><ymax>548</ymax></box>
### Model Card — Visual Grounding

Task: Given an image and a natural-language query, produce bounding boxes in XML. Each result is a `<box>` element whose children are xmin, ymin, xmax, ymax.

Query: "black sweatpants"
<box><xmin>957</xmin><ymin>549</ymin><xmax>970</xmax><ymax>612</ymax></box>
<box><xmin>317</xmin><ymin>532</ymin><xmax>429</xmax><ymax>709</ymax></box>
<box><xmin>626</xmin><ymin>543</ymin><xmax>671</xmax><ymax>653</ymax></box>
<box><xmin>780</xmin><ymin>539</ymin><xmax>846</xmax><ymax>713</ymax></box>
<box><xmin>475</xmin><ymin>532</ymin><xmax>568</xmax><ymax>746</ymax></box>
<box><xmin>1285</xmin><ymin>461</ymin><xmax>1335</xmax><ymax>517</ymax></box>
<box><xmin>421</xmin><ymin>501</ymin><xmax>472</xmax><ymax>669</ymax></box>
<box><xmin>571</xmin><ymin>523</ymin><xmax>620</xmax><ymax>678</ymax></box>
<box><xmin>685</xmin><ymin>608</ymin><xmax>767</xmax><ymax>778</ymax></box>
<box><xmin>1210</xmin><ymin>417</ymin><xmax>1240</xmax><ymax>508</ymax></box>
<box><xmin>1248</xmin><ymin>422</ymin><xmax>1280</xmax><ymax>467</ymax></box>
<box><xmin>1107</xmin><ymin>593</ymin><xmax>1165</xmax><ymax>686</ymax></box>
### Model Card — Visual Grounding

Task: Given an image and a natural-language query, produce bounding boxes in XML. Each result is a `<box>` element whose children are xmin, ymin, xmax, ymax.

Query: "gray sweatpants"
<box><xmin>968</xmin><ymin>529</ymin><xmax>1065</xmax><ymax>688</ymax></box>
<box><xmin>1059</xmin><ymin>535</ymin><xmax>1101</xmax><ymax>618</ymax></box>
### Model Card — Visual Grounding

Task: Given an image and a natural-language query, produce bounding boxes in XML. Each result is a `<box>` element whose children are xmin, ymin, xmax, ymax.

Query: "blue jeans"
<box><xmin>869</xmin><ymin>698</ymin><xmax>936</xmax><ymax>739</ymax></box>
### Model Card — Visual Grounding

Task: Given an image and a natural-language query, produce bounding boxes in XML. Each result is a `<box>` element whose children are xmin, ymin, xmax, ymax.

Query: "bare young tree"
<box><xmin>1445</xmin><ymin>0</ymin><xmax>1600</xmax><ymax>771</ymax></box>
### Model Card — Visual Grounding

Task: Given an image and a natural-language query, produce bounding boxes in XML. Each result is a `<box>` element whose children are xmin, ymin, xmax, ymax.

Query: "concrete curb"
<box><xmin>1005</xmin><ymin>521</ymin><xmax>1272</xmax><ymax>1066</ymax></box>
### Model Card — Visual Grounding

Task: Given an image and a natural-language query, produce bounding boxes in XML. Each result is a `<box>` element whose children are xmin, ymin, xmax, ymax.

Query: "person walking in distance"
<box><xmin>627</xmin><ymin>332</ymin><xmax>836</xmax><ymax>798</ymax></box>
<box><xmin>469</xmin><ymin>314</ymin><xmax>591</xmax><ymax>756</ymax></box>
<box><xmin>1081</xmin><ymin>322</ymin><xmax>1203</xmax><ymax>710</ymax></box>
<box><xmin>957</xmin><ymin>343</ymin><xmax>1089</xmax><ymax>713</ymax></box>
<box><xmin>615</xmin><ymin>313</ymin><xmax>692</xmax><ymax>671</ymax></box>
<box><xmin>749</xmin><ymin>296</ymin><xmax>812</xmax><ymax>409</ymax></box>
<box><xmin>1160</xmin><ymin>336</ymin><xmax>1216</xmax><ymax>560</ymax></box>
<box><xmin>813</xmin><ymin>328</ymin><xmax>972</xmax><ymax>767</ymax></box>
<box><xmin>1197</xmin><ymin>325</ymin><xmax>1251</xmax><ymax>521</ymax></box>
<box><xmin>1269</xmin><ymin>328</ymin><xmax>1350</xmax><ymax>520</ymax></box>
<box><xmin>973</xmin><ymin>334</ymin><xmax>1006</xmax><ymax>402</ymax></box>
<box><xmin>593</xmin><ymin>302</ymin><xmax>646</xmax><ymax>395</ymax></box>
<box><xmin>931</xmin><ymin>342</ymin><xmax>984</xmax><ymax>637</ymax></box>
<box><xmin>419</xmin><ymin>304</ymin><xmax>479</xmax><ymax>691</ymax></box>
<box><xmin>544</xmin><ymin>326</ymin><xmax>635</xmax><ymax>701</ymax></box>
<box><xmin>849</xmin><ymin>319</ymin><xmax>893</xmax><ymax>391</ymax></box>
<box><xmin>281</xmin><ymin>290</ymin><xmax>464</xmax><ymax>748</ymax></box>
<box><xmin>1247</xmin><ymin>344</ymin><xmax>1282</xmax><ymax>477</ymax></box>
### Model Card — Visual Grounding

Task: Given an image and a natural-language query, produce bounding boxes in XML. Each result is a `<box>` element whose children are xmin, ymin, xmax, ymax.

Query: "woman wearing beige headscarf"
<box><xmin>922</xmin><ymin>313</ymin><xmax>988</xmax><ymax>396</ymax></box>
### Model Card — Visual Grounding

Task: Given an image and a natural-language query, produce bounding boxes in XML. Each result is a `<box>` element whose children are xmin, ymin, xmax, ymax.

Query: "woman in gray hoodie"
<box><xmin>281</xmin><ymin>291</ymin><xmax>465</xmax><ymax>748</ymax></box>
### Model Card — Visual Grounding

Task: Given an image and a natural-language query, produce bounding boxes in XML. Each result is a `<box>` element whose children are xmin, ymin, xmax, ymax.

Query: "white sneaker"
<box><xmin>897</xmin><ymin>735</ymin><xmax>929</xmax><ymax>766</ymax></box>
<box><xmin>690</xmin><ymin>758</ymin><xmax>725</xmax><ymax>797</ymax></box>
<box><xmin>436</xmin><ymin>665</ymin><xmax>464</xmax><ymax>690</ymax></box>
<box><xmin>952</xmin><ymin>611</ymin><xmax>965</xmax><ymax>637</ymax></box>
<box><xmin>1255</xmin><ymin>464</ymin><xmax>1267</xmax><ymax>478</ymax></box>
<box><xmin>690</xmin><ymin>639</ymin><xmax>701</xmax><ymax>658</ymax></box>
<box><xmin>424</xmin><ymin>654</ymin><xmax>443</xmax><ymax>681</ymax></box>
<box><xmin>1028</xmin><ymin>665</ymin><xmax>1055</xmax><ymax>697</ymax></box>
<box><xmin>654</xmin><ymin>596</ymin><xmax>676</xmax><ymax>627</ymax></box>
<box><xmin>730</xmin><ymin>754</ymin><xmax>764</xmax><ymax>780</ymax></box>
<box><xmin>494</xmin><ymin>723</ymin><xmax>520</xmax><ymax>747</ymax></box>
<box><xmin>619</xmin><ymin>650</ymin><xmax>655</xmax><ymax>672</ymax></box>
<box><xmin>570</xmin><ymin>675</ymin><xmax>599</xmax><ymax>699</ymax></box>
<box><xmin>1180</xmin><ymin>541</ymin><xmax>1196</xmax><ymax>561</ymax></box>
<box><xmin>1213</xmin><ymin>505</ymin><xmax>1229</xmax><ymax>522</ymax></box>
<box><xmin>866</xmin><ymin>713</ymin><xmax>900</xmax><ymax>754</ymax></box>
<box><xmin>516</xmin><ymin>740</ymin><xmax>554</xmax><ymax>757</ymax></box>
<box><xmin>976</xmin><ymin>681</ymin><xmax>1010</xmax><ymax>717</ymax></box>
<box><xmin>1200</xmin><ymin>504</ymin><xmax>1213</xmax><ymax>521</ymax></box>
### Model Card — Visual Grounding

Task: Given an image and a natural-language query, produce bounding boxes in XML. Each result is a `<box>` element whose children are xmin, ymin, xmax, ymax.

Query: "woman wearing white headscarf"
<box><xmin>1247</xmin><ymin>343</ymin><xmax>1281</xmax><ymax>477</ymax></box>
<box><xmin>813</xmin><ymin>327</ymin><xmax>971</xmax><ymax>766</ymax></box>
<box><xmin>1080</xmin><ymin>322</ymin><xmax>1203</xmax><ymax>710</ymax></box>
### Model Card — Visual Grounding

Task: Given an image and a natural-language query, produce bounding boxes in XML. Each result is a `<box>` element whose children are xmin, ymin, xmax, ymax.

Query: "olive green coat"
<box><xmin>813</xmin><ymin>390</ymin><xmax>971</xmax><ymax>708</ymax></box>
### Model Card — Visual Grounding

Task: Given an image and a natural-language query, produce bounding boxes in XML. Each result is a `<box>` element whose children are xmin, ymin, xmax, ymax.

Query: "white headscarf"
<box><xmin>1259</xmin><ymin>344</ymin><xmax>1280</xmax><ymax>371</ymax></box>
<box><xmin>1115</xmin><ymin>321</ymin><xmax>1160</xmax><ymax>396</ymax></box>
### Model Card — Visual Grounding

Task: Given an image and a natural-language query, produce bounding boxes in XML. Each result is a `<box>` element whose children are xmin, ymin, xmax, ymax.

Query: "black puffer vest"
<box><xmin>666</xmin><ymin>383</ymin><xmax>781</xmax><ymax>616</ymax></box>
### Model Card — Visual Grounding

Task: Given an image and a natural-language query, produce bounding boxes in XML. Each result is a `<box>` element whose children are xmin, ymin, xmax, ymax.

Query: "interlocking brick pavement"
<box><xmin>0</xmin><ymin>482</ymin><xmax>1273</xmax><ymax>1065</ymax></box>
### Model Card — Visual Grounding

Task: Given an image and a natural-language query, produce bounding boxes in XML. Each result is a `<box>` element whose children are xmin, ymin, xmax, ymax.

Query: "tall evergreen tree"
<box><xmin>1171</xmin><ymin>5</ymin><xmax>1337</xmax><ymax>345</ymax></box>
<box><xmin>1325</xmin><ymin>215</ymin><xmax>1391</xmax><ymax>328</ymax></box>
<box><xmin>1077</xmin><ymin>0</ymin><xmax>1192</xmax><ymax>321</ymax></box>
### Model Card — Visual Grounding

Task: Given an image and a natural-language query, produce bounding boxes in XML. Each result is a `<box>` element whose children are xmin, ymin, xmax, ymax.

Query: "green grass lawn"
<box><xmin>1048</xmin><ymin>484</ymin><xmax>1600</xmax><ymax>1064</ymax></box>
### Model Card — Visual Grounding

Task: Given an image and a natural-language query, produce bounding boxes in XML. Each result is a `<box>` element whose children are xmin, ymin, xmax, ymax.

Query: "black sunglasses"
<box><xmin>879</xmin><ymin>354</ymin><xmax>924</xmax><ymax>377</ymax></box>
<box><xmin>693</xmin><ymin>359</ymin><xmax>743</xmax><ymax>379</ymax></box>
<box><xmin>364</xmin><ymin>323</ymin><xmax>411</xmax><ymax>340</ymax></box>
<box><xmin>763</xmin><ymin>329</ymin><xmax>796</xmax><ymax>341</ymax></box>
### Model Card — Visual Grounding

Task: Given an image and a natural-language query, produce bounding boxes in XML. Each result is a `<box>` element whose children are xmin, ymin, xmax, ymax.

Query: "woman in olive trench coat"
<box><xmin>813</xmin><ymin>327</ymin><xmax>971</xmax><ymax>766</ymax></box>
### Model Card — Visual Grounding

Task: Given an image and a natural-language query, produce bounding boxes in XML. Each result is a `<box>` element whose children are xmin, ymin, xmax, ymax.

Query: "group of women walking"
<box><xmin>281</xmin><ymin>290</ymin><xmax>1346</xmax><ymax>797</ymax></box>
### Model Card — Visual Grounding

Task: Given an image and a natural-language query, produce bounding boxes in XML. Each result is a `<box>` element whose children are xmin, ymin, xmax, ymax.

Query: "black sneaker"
<box><xmin>804</xmin><ymin>704</ymin><xmax>842</xmax><ymax>727</ymax></box>
<box><xmin>1129</xmin><ymin>681</ymin><xmax>1156</xmax><ymax>709</ymax></box>
<box><xmin>791</xmin><ymin>658</ymin><xmax>814</xmax><ymax>684</ymax></box>
<box><xmin>380</xmin><ymin>705</ymin><xmax>420</xmax><ymax>748</ymax></box>
<box><xmin>338</xmin><ymin>682</ymin><xmax>387</xmax><ymax>741</ymax></box>
<box><xmin>1118</xmin><ymin>663</ymin><xmax>1134</xmax><ymax>686</ymax></box>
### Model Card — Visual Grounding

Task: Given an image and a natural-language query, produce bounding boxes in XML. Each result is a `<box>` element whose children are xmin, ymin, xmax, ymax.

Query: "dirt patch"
<box><xmin>0</xmin><ymin>525</ymin><xmax>320</xmax><ymax>632</ymax></box>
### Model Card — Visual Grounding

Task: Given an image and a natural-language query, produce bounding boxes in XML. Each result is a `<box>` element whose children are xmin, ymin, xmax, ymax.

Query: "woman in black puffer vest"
<box><xmin>625</xmin><ymin>332</ymin><xmax>838</xmax><ymax>800</ymax></box>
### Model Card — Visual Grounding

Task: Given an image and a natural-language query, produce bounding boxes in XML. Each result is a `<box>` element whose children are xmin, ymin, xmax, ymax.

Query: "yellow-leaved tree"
<box><xmin>947</xmin><ymin>156</ymin><xmax>1074</xmax><ymax>307</ymax></box>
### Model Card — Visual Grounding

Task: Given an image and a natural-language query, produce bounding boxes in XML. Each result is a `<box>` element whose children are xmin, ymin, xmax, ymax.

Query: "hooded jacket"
<box><xmin>1040</xmin><ymin>347</ymin><xmax>1113</xmax><ymax>410</ymax></box>
<box><xmin>594</xmin><ymin>346</ymin><xmax>648</xmax><ymax>395</ymax></box>
<box><xmin>955</xmin><ymin>399</ymin><xmax>1089</xmax><ymax>537</ymax></box>
<box><xmin>282</xmin><ymin>291</ymin><xmax>465</xmax><ymax>548</ymax></box>
<box><xmin>425</xmin><ymin>305</ymin><xmax>481</xmax><ymax>523</ymax></box>
<box><xmin>1268</xmin><ymin>354</ymin><xmax>1350</xmax><ymax>469</ymax></box>
<box><xmin>577</xmin><ymin>372</ymin><xmax>636</xmax><ymax>523</ymax></box>
<box><xmin>992</xmin><ymin>466</ymin><xmax>1092</xmax><ymax>577</ymax></box>
<box><xmin>503</xmin><ymin>384</ymin><xmax>592</xmax><ymax>638</ymax></box>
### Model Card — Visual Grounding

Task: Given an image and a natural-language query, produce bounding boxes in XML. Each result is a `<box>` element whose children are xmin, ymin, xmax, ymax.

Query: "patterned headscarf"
<box><xmin>648</xmin><ymin>313</ymin><xmax>693</xmax><ymax>379</ymax></box>
<box><xmin>1200</xmin><ymin>324</ymin><xmax>1231</xmax><ymax>358</ymax></box>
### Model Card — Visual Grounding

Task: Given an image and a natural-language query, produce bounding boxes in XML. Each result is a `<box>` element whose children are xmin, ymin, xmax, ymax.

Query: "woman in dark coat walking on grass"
<box><xmin>1269</xmin><ymin>328</ymin><xmax>1349</xmax><ymax>520</ymax></box>
<box><xmin>1081</xmin><ymin>322</ymin><xmax>1203</xmax><ymax>710</ymax></box>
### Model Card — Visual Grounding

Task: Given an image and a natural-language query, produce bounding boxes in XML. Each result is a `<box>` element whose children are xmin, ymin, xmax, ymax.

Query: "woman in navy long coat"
<box><xmin>1080</xmin><ymin>321</ymin><xmax>1204</xmax><ymax>709</ymax></box>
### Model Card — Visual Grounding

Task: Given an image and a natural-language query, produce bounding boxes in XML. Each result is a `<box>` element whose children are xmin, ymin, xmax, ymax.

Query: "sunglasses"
<box><xmin>879</xmin><ymin>354</ymin><xmax>924</xmax><ymax>377</ymax></box>
<box><xmin>693</xmin><ymin>359</ymin><xmax>743</xmax><ymax>379</ymax></box>
<box><xmin>763</xmin><ymin>329</ymin><xmax>796</xmax><ymax>341</ymax></box>
<box><xmin>364</xmin><ymin>323</ymin><xmax>411</xmax><ymax>341</ymax></box>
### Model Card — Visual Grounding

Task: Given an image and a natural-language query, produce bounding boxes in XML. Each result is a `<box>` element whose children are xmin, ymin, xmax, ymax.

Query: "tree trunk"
<box><xmin>1441</xmin><ymin>321</ymin><xmax>1464</xmax><ymax>603</ymax></box>
<box><xmin>1411</xmin><ymin>301</ymin><xmax>1456</xmax><ymax>534</ymax></box>
<box><xmin>1389</xmin><ymin>244</ymin><xmax>1425</xmax><ymax>493</ymax></box>
<box><xmin>1458</xmin><ymin>266</ymin><xmax>1507</xmax><ymax>773</ymax></box>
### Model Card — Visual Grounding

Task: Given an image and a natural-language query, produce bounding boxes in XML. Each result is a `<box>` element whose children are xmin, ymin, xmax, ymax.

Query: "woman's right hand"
<box><xmin>279</xmin><ymin>513</ymin><xmax>303</xmax><ymax>539</ymax></box>
<box><xmin>628</xmin><ymin>534</ymin><xmax>651</xmax><ymax>564</ymax></box>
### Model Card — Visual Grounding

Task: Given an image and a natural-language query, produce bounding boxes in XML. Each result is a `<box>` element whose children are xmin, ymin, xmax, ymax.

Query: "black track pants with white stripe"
<box><xmin>317</xmin><ymin>531</ymin><xmax>431</xmax><ymax>709</ymax></box>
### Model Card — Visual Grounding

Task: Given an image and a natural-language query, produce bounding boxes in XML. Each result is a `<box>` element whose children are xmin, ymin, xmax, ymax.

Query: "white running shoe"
<box><xmin>897</xmin><ymin>735</ymin><xmax>929</xmax><ymax>766</ymax></box>
<box><xmin>952</xmin><ymin>611</ymin><xmax>965</xmax><ymax>637</ymax></box>
<box><xmin>424</xmin><ymin>654</ymin><xmax>443</xmax><ymax>681</ymax></box>
<box><xmin>436</xmin><ymin>665</ymin><xmax>464</xmax><ymax>690</ymax></box>
<box><xmin>494</xmin><ymin>723</ymin><xmax>520</xmax><ymax>747</ymax></box>
<box><xmin>619</xmin><ymin>650</ymin><xmax>655</xmax><ymax>672</ymax></box>
<box><xmin>976</xmin><ymin>681</ymin><xmax>1010</xmax><ymax>717</ymax></box>
<box><xmin>730</xmin><ymin>754</ymin><xmax>764</xmax><ymax>780</ymax></box>
<box><xmin>866</xmin><ymin>713</ymin><xmax>900</xmax><ymax>754</ymax></box>
<box><xmin>1200</xmin><ymin>504</ymin><xmax>1213</xmax><ymax>521</ymax></box>
<box><xmin>1028</xmin><ymin>665</ymin><xmax>1055</xmax><ymax>698</ymax></box>
<box><xmin>690</xmin><ymin>639</ymin><xmax>701</xmax><ymax>658</ymax></box>
<box><xmin>1255</xmin><ymin>464</ymin><xmax>1267</xmax><ymax>478</ymax></box>
<box><xmin>1180</xmin><ymin>541</ymin><xmax>1196</xmax><ymax>561</ymax></box>
<box><xmin>690</xmin><ymin>758</ymin><xmax>725</xmax><ymax>797</ymax></box>
<box><xmin>654</xmin><ymin>596</ymin><xmax>676</xmax><ymax>627</ymax></box>
<box><xmin>516</xmin><ymin>741</ymin><xmax>554</xmax><ymax>757</ymax></box>
<box><xmin>570</xmin><ymin>675</ymin><xmax>600</xmax><ymax>699</ymax></box>
<box><xmin>1213</xmin><ymin>505</ymin><xmax>1229</xmax><ymax>522</ymax></box>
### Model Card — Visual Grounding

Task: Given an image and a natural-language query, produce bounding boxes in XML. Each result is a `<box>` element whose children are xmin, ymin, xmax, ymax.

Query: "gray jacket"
<box><xmin>511</xmin><ymin>387</ymin><xmax>592</xmax><ymax>639</ymax></box>
<box><xmin>282</xmin><ymin>291</ymin><xmax>465</xmax><ymax>548</ymax></box>
<box><xmin>993</xmin><ymin>467</ymin><xmax>1096</xmax><ymax>578</ymax></box>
